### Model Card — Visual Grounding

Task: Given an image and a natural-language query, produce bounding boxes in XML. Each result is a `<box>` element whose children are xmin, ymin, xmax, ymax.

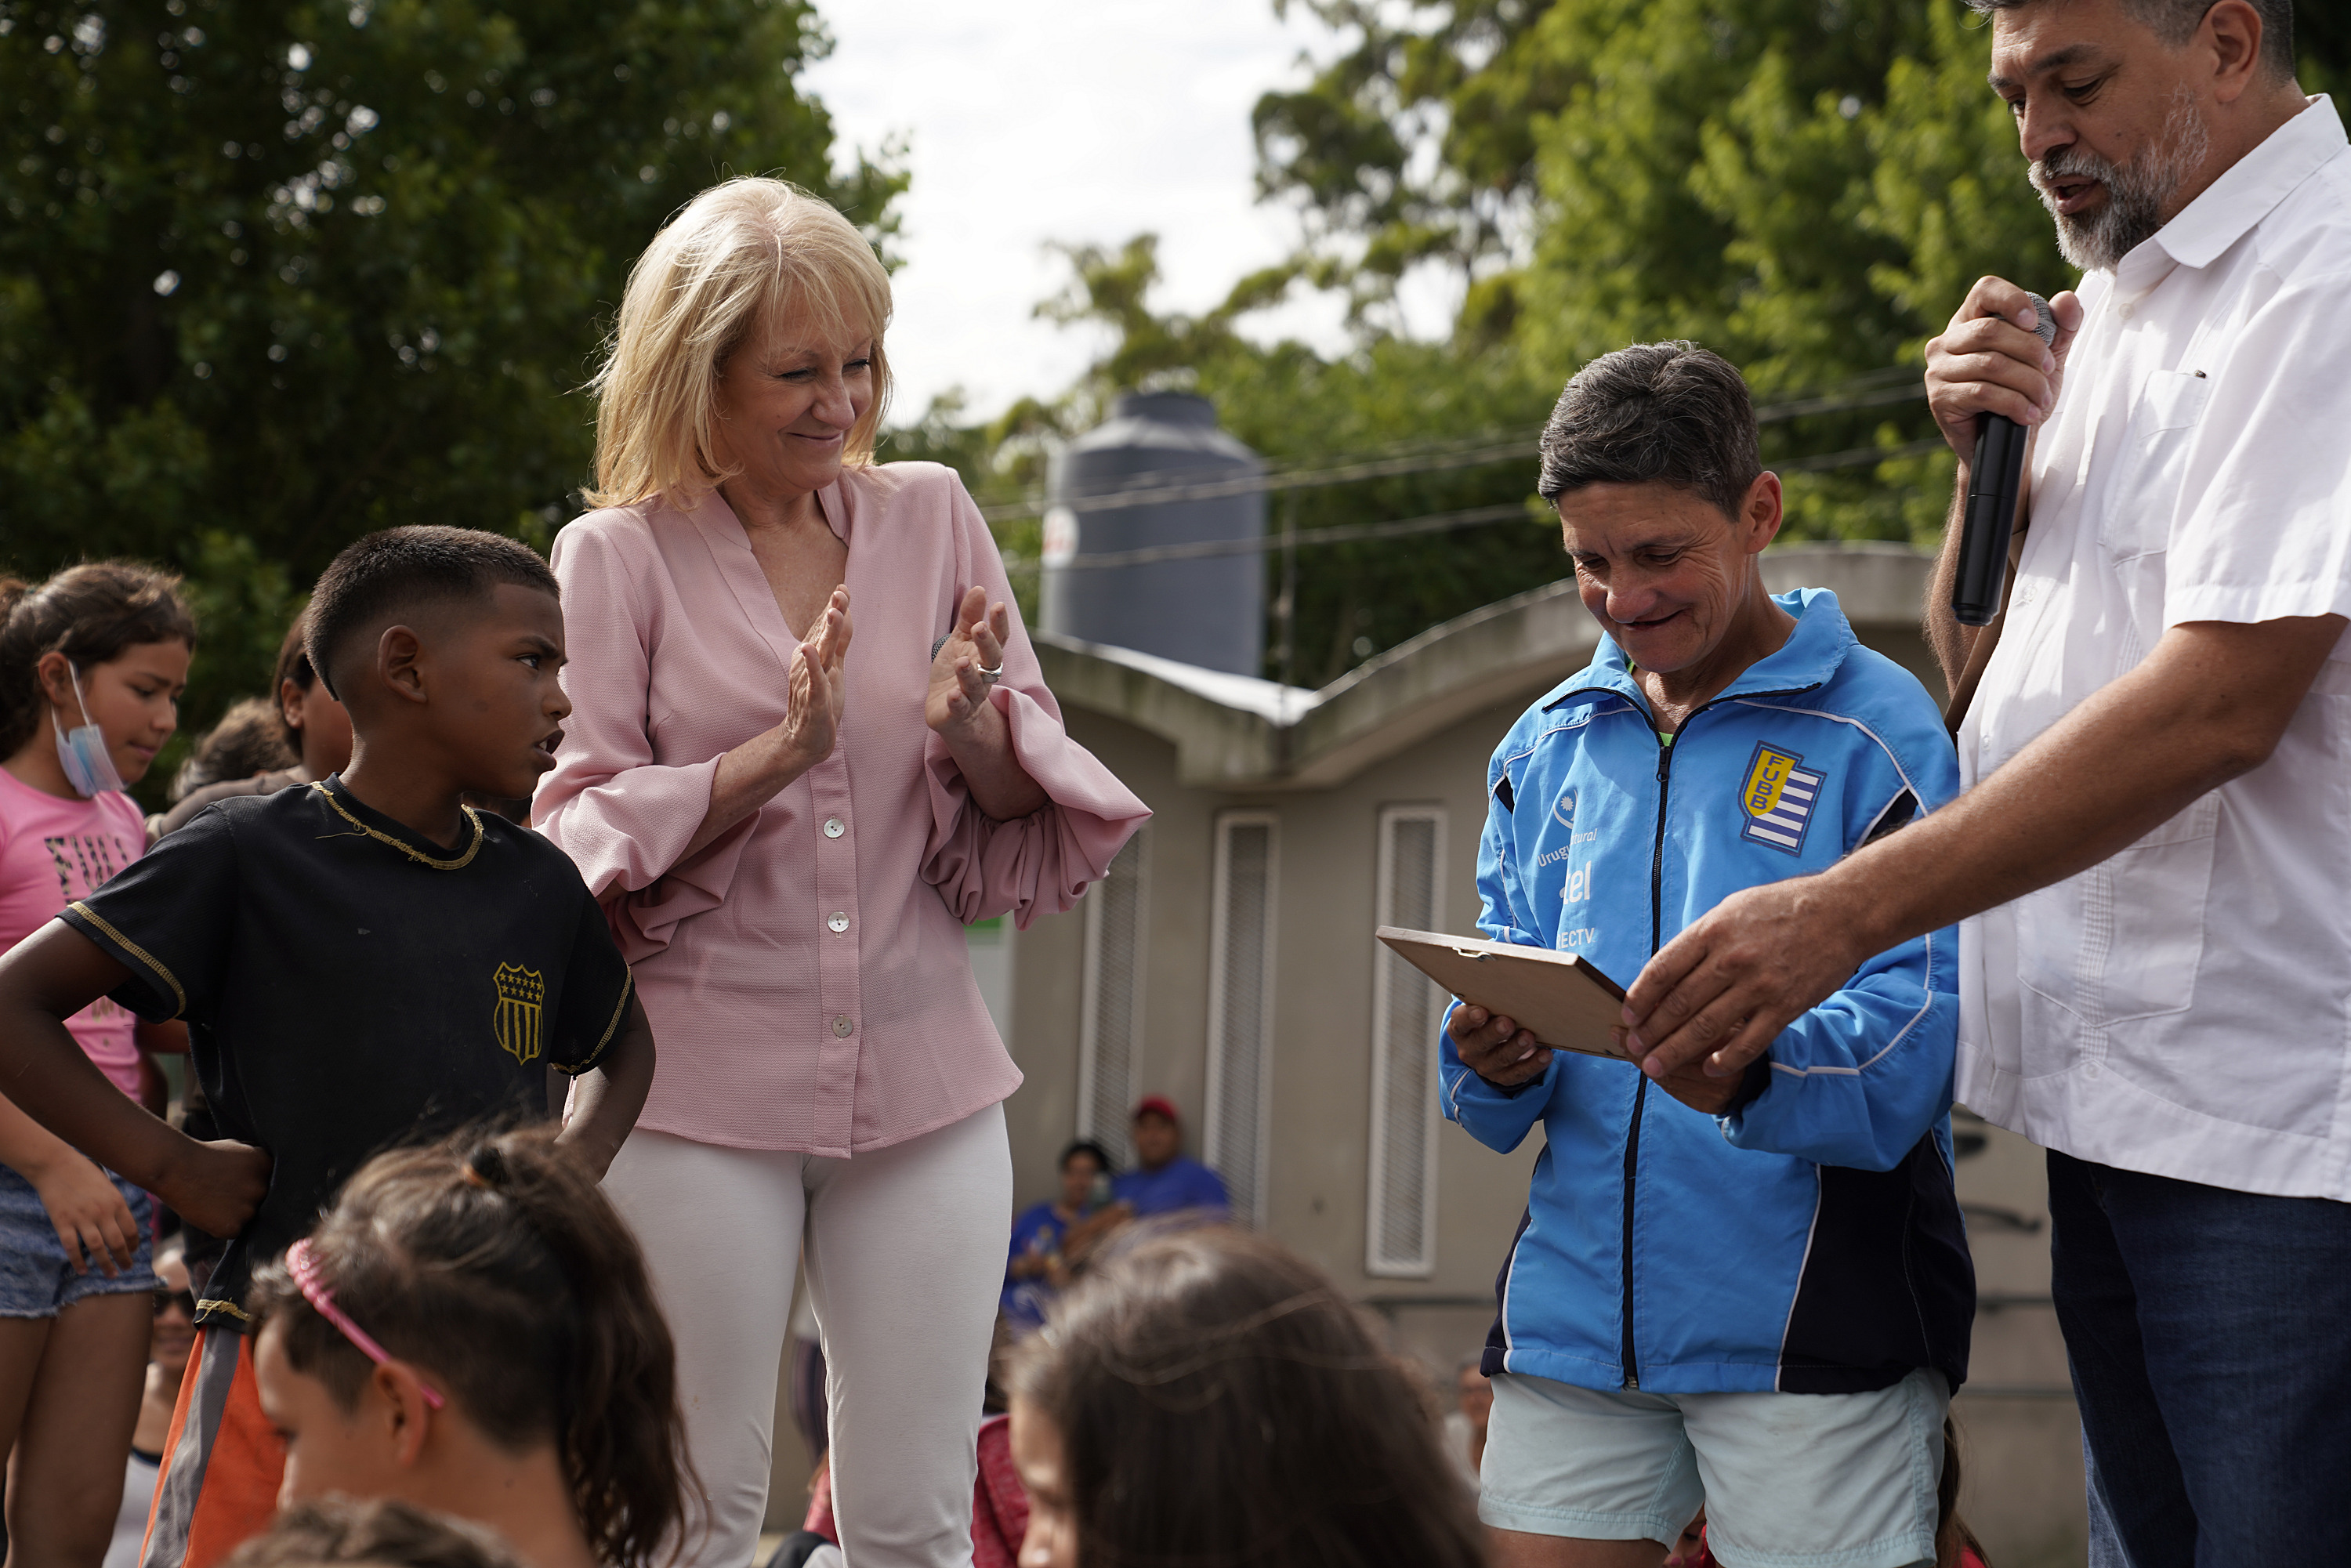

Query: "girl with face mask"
<box><xmin>0</xmin><ymin>561</ymin><xmax>195</xmax><ymax>1566</ymax></box>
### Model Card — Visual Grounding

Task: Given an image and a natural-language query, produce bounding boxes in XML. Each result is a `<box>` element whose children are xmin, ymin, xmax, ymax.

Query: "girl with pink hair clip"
<box><xmin>246</xmin><ymin>1126</ymin><xmax>694</xmax><ymax>1568</ymax></box>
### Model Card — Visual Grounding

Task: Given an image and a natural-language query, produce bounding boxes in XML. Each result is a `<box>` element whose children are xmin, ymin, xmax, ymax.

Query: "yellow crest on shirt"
<box><xmin>493</xmin><ymin>964</ymin><xmax>545</xmax><ymax>1066</ymax></box>
<box><xmin>1743</xmin><ymin>746</ymin><xmax>1799</xmax><ymax>818</ymax></box>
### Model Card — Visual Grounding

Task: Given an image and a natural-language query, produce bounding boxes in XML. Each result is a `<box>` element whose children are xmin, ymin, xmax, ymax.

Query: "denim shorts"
<box><xmin>0</xmin><ymin>1159</ymin><xmax>159</xmax><ymax>1316</ymax></box>
<box><xmin>1480</xmin><ymin>1367</ymin><xmax>1947</xmax><ymax>1568</ymax></box>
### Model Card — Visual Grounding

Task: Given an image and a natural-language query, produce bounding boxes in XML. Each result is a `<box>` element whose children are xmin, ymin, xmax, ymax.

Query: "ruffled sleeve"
<box><xmin>535</xmin><ymin>513</ymin><xmax>757</xmax><ymax>962</ymax></box>
<box><xmin>918</xmin><ymin>481</ymin><xmax>1149</xmax><ymax>928</ymax></box>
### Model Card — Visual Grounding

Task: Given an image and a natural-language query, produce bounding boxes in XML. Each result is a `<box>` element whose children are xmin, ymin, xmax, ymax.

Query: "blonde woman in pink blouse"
<box><xmin>535</xmin><ymin>178</ymin><xmax>1148</xmax><ymax>1568</ymax></box>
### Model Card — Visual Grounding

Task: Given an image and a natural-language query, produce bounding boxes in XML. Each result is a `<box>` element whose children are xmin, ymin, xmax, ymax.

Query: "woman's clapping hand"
<box><xmin>926</xmin><ymin>585</ymin><xmax>1049</xmax><ymax>820</ymax></box>
<box><xmin>926</xmin><ymin>585</ymin><xmax>1010</xmax><ymax>738</ymax></box>
<box><xmin>781</xmin><ymin>586</ymin><xmax>853</xmax><ymax>767</ymax></box>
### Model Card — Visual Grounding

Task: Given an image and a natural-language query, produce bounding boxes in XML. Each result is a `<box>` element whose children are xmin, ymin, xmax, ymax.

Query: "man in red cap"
<box><xmin>1110</xmin><ymin>1095</ymin><xmax>1229</xmax><ymax>1219</ymax></box>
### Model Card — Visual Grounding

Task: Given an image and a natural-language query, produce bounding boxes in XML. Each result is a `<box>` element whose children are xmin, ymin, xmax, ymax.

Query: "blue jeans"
<box><xmin>2046</xmin><ymin>1150</ymin><xmax>2351</xmax><ymax>1568</ymax></box>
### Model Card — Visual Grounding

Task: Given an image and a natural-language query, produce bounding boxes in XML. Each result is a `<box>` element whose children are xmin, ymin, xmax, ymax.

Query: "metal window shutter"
<box><xmin>1205</xmin><ymin>813</ymin><xmax>1278</xmax><ymax>1226</ymax></box>
<box><xmin>1076</xmin><ymin>829</ymin><xmax>1150</xmax><ymax>1169</ymax></box>
<box><xmin>1367</xmin><ymin>806</ymin><xmax>1445</xmax><ymax>1277</ymax></box>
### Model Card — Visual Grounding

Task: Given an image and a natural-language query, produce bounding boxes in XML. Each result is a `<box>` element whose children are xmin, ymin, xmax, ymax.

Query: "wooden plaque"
<box><xmin>1376</xmin><ymin>926</ymin><xmax>1632</xmax><ymax>1061</ymax></box>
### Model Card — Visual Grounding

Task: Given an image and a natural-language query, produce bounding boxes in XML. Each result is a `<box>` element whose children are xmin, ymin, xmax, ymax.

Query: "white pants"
<box><xmin>605</xmin><ymin>1105</ymin><xmax>1011</xmax><ymax>1568</ymax></box>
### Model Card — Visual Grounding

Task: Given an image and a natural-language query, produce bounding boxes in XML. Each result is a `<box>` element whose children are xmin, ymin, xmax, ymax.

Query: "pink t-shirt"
<box><xmin>0</xmin><ymin>766</ymin><xmax>147</xmax><ymax>1099</ymax></box>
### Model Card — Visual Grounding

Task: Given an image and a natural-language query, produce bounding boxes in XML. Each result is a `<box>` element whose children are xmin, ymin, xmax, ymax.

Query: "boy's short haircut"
<box><xmin>306</xmin><ymin>527</ymin><xmax>559</xmax><ymax>701</ymax></box>
<box><xmin>1536</xmin><ymin>341</ymin><xmax>1761</xmax><ymax>519</ymax></box>
<box><xmin>221</xmin><ymin>1497</ymin><xmax>525</xmax><ymax>1568</ymax></box>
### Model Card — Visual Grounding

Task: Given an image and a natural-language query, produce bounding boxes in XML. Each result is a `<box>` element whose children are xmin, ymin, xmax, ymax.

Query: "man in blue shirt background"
<box><xmin>1002</xmin><ymin>1139</ymin><xmax>1113</xmax><ymax>1336</ymax></box>
<box><xmin>1110</xmin><ymin>1095</ymin><xmax>1228</xmax><ymax>1219</ymax></box>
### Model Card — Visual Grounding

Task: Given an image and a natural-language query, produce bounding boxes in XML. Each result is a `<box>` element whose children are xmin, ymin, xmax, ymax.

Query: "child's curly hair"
<box><xmin>222</xmin><ymin>1497</ymin><xmax>523</xmax><ymax>1568</ymax></box>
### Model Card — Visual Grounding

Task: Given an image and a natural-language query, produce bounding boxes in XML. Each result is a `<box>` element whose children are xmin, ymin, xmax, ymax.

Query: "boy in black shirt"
<box><xmin>0</xmin><ymin>527</ymin><xmax>654</xmax><ymax>1566</ymax></box>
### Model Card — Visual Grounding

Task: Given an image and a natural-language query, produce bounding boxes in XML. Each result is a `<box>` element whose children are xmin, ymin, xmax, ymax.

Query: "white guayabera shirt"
<box><xmin>1958</xmin><ymin>97</ymin><xmax>2351</xmax><ymax>1200</ymax></box>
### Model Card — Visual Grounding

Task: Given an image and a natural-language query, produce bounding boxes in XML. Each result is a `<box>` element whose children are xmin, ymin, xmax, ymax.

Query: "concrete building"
<box><xmin>985</xmin><ymin>544</ymin><xmax>2088</xmax><ymax>1567</ymax></box>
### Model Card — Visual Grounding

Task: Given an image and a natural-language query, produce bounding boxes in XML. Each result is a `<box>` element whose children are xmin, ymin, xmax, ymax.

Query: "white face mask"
<box><xmin>52</xmin><ymin>665</ymin><xmax>126</xmax><ymax>798</ymax></box>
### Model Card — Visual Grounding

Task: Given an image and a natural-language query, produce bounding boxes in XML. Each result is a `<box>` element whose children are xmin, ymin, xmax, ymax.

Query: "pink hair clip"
<box><xmin>285</xmin><ymin>1238</ymin><xmax>446</xmax><ymax>1410</ymax></box>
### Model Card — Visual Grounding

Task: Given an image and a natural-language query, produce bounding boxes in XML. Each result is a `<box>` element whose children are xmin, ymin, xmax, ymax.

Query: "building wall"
<box><xmin>1004</xmin><ymin>691</ymin><xmax>1545</xmax><ymax>1305</ymax></box>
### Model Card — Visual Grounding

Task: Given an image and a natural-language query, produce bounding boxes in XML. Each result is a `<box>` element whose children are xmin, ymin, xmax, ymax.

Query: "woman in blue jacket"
<box><xmin>1442</xmin><ymin>344</ymin><xmax>1972</xmax><ymax>1568</ymax></box>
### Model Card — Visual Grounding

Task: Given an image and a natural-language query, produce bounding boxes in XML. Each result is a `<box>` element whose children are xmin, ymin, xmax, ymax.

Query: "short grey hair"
<box><xmin>1962</xmin><ymin>0</ymin><xmax>2295</xmax><ymax>79</ymax></box>
<box><xmin>1537</xmin><ymin>342</ymin><xmax>1759</xmax><ymax>520</ymax></box>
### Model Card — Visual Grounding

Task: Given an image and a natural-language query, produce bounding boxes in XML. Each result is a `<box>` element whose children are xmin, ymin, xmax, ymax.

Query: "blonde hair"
<box><xmin>586</xmin><ymin>178</ymin><xmax>893</xmax><ymax>509</ymax></box>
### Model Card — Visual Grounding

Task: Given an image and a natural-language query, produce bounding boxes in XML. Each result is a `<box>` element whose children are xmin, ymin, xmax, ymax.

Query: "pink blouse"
<box><xmin>535</xmin><ymin>462</ymin><xmax>1147</xmax><ymax>1156</ymax></box>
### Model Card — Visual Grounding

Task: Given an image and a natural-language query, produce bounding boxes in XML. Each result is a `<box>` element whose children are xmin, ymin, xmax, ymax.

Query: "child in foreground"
<box><xmin>0</xmin><ymin>562</ymin><xmax>195</xmax><ymax>1565</ymax></box>
<box><xmin>1008</xmin><ymin>1227</ymin><xmax>1483</xmax><ymax>1568</ymax></box>
<box><xmin>0</xmin><ymin>526</ymin><xmax>657</xmax><ymax>1568</ymax></box>
<box><xmin>223</xmin><ymin>1497</ymin><xmax>525</xmax><ymax>1568</ymax></box>
<box><xmin>248</xmin><ymin>1125</ymin><xmax>691</xmax><ymax>1568</ymax></box>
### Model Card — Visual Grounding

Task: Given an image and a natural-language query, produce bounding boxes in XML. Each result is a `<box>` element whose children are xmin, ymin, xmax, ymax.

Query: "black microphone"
<box><xmin>1951</xmin><ymin>292</ymin><xmax>2059</xmax><ymax>627</ymax></box>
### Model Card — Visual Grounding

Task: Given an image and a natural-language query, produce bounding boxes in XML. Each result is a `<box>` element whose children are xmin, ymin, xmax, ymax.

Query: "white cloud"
<box><xmin>800</xmin><ymin>0</ymin><xmax>1353</xmax><ymax>423</ymax></box>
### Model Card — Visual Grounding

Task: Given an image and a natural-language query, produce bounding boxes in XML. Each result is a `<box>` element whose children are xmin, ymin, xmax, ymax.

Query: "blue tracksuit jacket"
<box><xmin>1442</xmin><ymin>587</ymin><xmax>1973</xmax><ymax>1396</ymax></box>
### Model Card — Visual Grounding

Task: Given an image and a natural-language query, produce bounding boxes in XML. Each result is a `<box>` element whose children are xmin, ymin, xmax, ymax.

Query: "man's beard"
<box><xmin>2030</xmin><ymin>88</ymin><xmax>2212</xmax><ymax>271</ymax></box>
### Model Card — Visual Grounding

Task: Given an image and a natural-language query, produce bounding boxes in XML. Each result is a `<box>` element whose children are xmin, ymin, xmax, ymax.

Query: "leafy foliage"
<box><xmin>1</xmin><ymin>0</ymin><xmax>895</xmax><ymax>800</ymax></box>
<box><xmin>1261</xmin><ymin>0</ymin><xmax>2349</xmax><ymax>545</ymax></box>
<box><xmin>893</xmin><ymin>236</ymin><xmax>1559</xmax><ymax>691</ymax></box>
<box><xmin>937</xmin><ymin>0</ymin><xmax>2351</xmax><ymax>686</ymax></box>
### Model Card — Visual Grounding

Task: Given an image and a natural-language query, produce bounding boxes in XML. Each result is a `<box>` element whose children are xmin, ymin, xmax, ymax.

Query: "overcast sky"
<box><xmin>799</xmin><ymin>0</ymin><xmax>1359</xmax><ymax>424</ymax></box>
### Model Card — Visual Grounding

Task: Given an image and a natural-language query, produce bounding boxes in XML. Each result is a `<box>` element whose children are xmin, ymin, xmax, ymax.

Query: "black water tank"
<box><xmin>1039</xmin><ymin>391</ymin><xmax>1266</xmax><ymax>676</ymax></box>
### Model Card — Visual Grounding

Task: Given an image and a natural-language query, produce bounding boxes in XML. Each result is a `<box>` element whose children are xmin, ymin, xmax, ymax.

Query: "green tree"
<box><xmin>2</xmin><ymin>0</ymin><xmax>897</xmax><ymax>799</ymax></box>
<box><xmin>930</xmin><ymin>235</ymin><xmax>1560</xmax><ymax>690</ymax></box>
<box><xmin>1256</xmin><ymin>0</ymin><xmax>2348</xmax><ymax>544</ymax></box>
<box><xmin>1252</xmin><ymin>0</ymin><xmax>1576</xmax><ymax>327</ymax></box>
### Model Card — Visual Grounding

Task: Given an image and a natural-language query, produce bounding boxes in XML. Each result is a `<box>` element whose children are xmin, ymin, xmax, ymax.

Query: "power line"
<box><xmin>998</xmin><ymin>429</ymin><xmax>1941</xmax><ymax>576</ymax></box>
<box><xmin>1759</xmin><ymin>375</ymin><xmax>1930</xmax><ymax>422</ymax></box>
<box><xmin>976</xmin><ymin>366</ymin><xmax>1929</xmax><ymax>523</ymax></box>
<box><xmin>1777</xmin><ymin>435</ymin><xmax>1943</xmax><ymax>473</ymax></box>
<box><xmin>1015</xmin><ymin>502</ymin><xmax>1534</xmax><ymax>572</ymax></box>
<box><xmin>977</xmin><ymin>436</ymin><xmax>1529</xmax><ymax>524</ymax></box>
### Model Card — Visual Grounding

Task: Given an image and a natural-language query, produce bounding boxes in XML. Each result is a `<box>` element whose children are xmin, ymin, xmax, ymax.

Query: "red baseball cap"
<box><xmin>1132</xmin><ymin>1095</ymin><xmax>1181</xmax><ymax>1124</ymax></box>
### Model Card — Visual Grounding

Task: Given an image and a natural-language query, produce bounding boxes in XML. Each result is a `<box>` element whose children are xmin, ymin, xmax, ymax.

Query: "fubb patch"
<box><xmin>1739</xmin><ymin>744</ymin><xmax>1824</xmax><ymax>855</ymax></box>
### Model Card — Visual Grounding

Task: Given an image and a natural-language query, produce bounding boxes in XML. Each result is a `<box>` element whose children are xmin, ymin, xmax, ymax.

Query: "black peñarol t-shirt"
<box><xmin>63</xmin><ymin>777</ymin><xmax>631</xmax><ymax>1328</ymax></box>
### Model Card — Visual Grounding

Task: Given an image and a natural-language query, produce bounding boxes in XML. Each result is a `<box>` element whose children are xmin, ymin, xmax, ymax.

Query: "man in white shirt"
<box><xmin>1609</xmin><ymin>2</ymin><xmax>2351</xmax><ymax>1562</ymax></box>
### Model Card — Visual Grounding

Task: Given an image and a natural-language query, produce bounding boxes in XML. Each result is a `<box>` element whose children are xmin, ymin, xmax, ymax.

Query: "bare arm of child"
<box><xmin>0</xmin><ymin>1093</ymin><xmax>138</xmax><ymax>1275</ymax></box>
<box><xmin>0</xmin><ymin>922</ymin><xmax>270</xmax><ymax>1238</ymax></box>
<box><xmin>553</xmin><ymin>991</ymin><xmax>654</xmax><ymax>1182</ymax></box>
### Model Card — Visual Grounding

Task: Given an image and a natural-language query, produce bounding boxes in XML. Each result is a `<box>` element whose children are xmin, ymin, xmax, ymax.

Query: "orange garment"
<box><xmin>140</xmin><ymin>1327</ymin><xmax>285</xmax><ymax>1568</ymax></box>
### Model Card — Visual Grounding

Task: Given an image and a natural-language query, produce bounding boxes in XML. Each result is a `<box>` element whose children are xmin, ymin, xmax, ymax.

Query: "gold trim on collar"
<box><xmin>311</xmin><ymin>783</ymin><xmax>484</xmax><ymax>871</ymax></box>
<box><xmin>194</xmin><ymin>1295</ymin><xmax>252</xmax><ymax>1322</ymax></box>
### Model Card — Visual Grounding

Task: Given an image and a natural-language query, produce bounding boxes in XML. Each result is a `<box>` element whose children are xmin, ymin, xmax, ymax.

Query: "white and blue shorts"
<box><xmin>1479</xmin><ymin>1367</ymin><xmax>1947</xmax><ymax>1568</ymax></box>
